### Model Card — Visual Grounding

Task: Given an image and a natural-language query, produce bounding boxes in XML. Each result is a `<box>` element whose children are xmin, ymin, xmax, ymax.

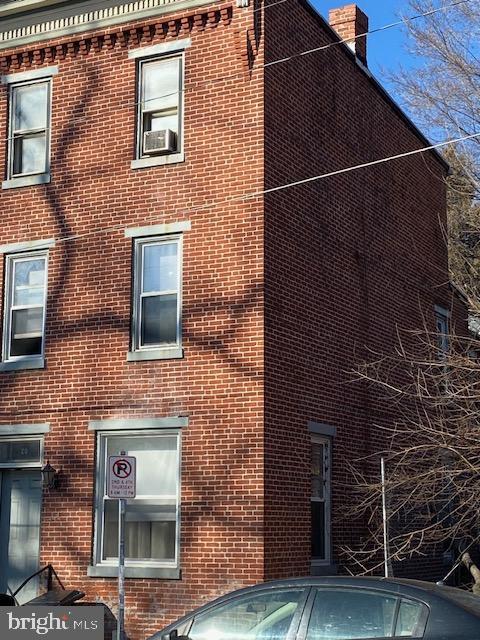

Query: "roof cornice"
<box><xmin>0</xmin><ymin>0</ymin><xmax>68</xmax><ymax>18</ymax></box>
<box><xmin>0</xmin><ymin>0</ymin><xmax>215</xmax><ymax>50</ymax></box>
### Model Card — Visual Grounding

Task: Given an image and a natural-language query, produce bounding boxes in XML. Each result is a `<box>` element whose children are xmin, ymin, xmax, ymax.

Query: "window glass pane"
<box><xmin>141</xmin><ymin>294</ymin><xmax>178</xmax><ymax>346</ymax></box>
<box><xmin>396</xmin><ymin>600</ymin><xmax>425</xmax><ymax>637</ymax></box>
<box><xmin>143</xmin><ymin>58</ymin><xmax>179</xmax><ymax>113</ymax></box>
<box><xmin>149</xmin><ymin>112</ymin><xmax>179</xmax><ymax>135</ymax></box>
<box><xmin>10</xmin><ymin>334</ymin><xmax>42</xmax><ymax>357</ymax></box>
<box><xmin>11</xmin><ymin>308</ymin><xmax>43</xmax><ymax>337</ymax></box>
<box><xmin>0</xmin><ymin>440</ymin><xmax>41</xmax><ymax>465</ymax></box>
<box><xmin>103</xmin><ymin>499</ymin><xmax>176</xmax><ymax>562</ymax></box>
<box><xmin>306</xmin><ymin>590</ymin><xmax>396</xmax><ymax>640</ymax></box>
<box><xmin>106</xmin><ymin>435</ymin><xmax>178</xmax><ymax>497</ymax></box>
<box><xmin>311</xmin><ymin>502</ymin><xmax>325</xmax><ymax>559</ymax></box>
<box><xmin>143</xmin><ymin>243</ymin><xmax>178</xmax><ymax>293</ymax></box>
<box><xmin>10</xmin><ymin>308</ymin><xmax>43</xmax><ymax>357</ymax></box>
<box><xmin>101</xmin><ymin>434</ymin><xmax>179</xmax><ymax>564</ymax></box>
<box><xmin>435</xmin><ymin>313</ymin><xmax>449</xmax><ymax>354</ymax></box>
<box><xmin>13</xmin><ymin>259</ymin><xmax>45</xmax><ymax>306</ymax></box>
<box><xmin>13</xmin><ymin>83</ymin><xmax>48</xmax><ymax>131</ymax></box>
<box><xmin>189</xmin><ymin>589</ymin><xmax>304</xmax><ymax>640</ymax></box>
<box><xmin>311</xmin><ymin>442</ymin><xmax>325</xmax><ymax>499</ymax></box>
<box><xmin>10</xmin><ymin>307</ymin><xmax>43</xmax><ymax>358</ymax></box>
<box><xmin>13</xmin><ymin>134</ymin><xmax>47</xmax><ymax>175</ymax></box>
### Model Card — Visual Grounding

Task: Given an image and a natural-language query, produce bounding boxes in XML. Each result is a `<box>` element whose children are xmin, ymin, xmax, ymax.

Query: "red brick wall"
<box><xmin>263</xmin><ymin>0</ymin><xmax>458</xmax><ymax>579</ymax></box>
<box><xmin>0</xmin><ymin>3</ymin><xmax>265</xmax><ymax>638</ymax></box>
<box><xmin>0</xmin><ymin>0</ymin><xmax>465</xmax><ymax>636</ymax></box>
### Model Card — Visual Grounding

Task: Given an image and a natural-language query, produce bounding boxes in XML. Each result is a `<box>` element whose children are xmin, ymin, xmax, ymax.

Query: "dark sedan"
<box><xmin>147</xmin><ymin>576</ymin><xmax>480</xmax><ymax>640</ymax></box>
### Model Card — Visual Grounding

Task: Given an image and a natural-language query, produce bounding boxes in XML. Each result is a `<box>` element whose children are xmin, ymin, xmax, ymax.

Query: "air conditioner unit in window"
<box><xmin>143</xmin><ymin>129</ymin><xmax>177</xmax><ymax>155</ymax></box>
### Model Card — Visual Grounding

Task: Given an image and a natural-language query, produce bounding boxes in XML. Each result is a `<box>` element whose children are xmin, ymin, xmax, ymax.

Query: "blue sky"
<box><xmin>312</xmin><ymin>1</ymin><xmax>418</xmax><ymax>99</ymax></box>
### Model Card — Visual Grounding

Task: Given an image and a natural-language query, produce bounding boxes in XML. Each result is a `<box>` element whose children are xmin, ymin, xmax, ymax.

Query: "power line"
<box><xmin>255</xmin><ymin>0</ymin><xmax>290</xmax><ymax>12</ymax></box>
<box><xmin>265</xmin><ymin>0</ymin><xmax>475</xmax><ymax>68</ymax></box>
<box><xmin>242</xmin><ymin>132</ymin><xmax>480</xmax><ymax>200</ymax></box>
<box><xmin>131</xmin><ymin>0</ymin><xmax>475</xmax><ymax>109</ymax></box>
<box><xmin>55</xmin><ymin>130</ymin><xmax>480</xmax><ymax>246</ymax></box>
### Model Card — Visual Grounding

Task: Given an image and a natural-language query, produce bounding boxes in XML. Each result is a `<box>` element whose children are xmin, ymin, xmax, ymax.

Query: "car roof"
<box><xmin>153</xmin><ymin>575</ymin><xmax>480</xmax><ymax>638</ymax></box>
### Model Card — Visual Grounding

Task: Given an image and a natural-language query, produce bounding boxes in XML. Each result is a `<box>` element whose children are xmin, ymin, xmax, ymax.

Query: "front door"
<box><xmin>0</xmin><ymin>470</ymin><xmax>42</xmax><ymax>603</ymax></box>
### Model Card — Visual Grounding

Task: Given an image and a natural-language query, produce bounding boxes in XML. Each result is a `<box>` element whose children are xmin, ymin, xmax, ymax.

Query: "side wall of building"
<box><xmin>264</xmin><ymin>0</ymin><xmax>456</xmax><ymax>579</ymax></box>
<box><xmin>0</xmin><ymin>3</ymin><xmax>264</xmax><ymax>638</ymax></box>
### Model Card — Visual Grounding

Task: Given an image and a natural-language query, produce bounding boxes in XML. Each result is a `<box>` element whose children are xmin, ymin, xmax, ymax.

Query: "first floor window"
<box><xmin>132</xmin><ymin>235</ymin><xmax>182</xmax><ymax>352</ymax></box>
<box><xmin>137</xmin><ymin>54</ymin><xmax>182</xmax><ymax>158</ymax></box>
<box><xmin>311</xmin><ymin>435</ymin><xmax>331</xmax><ymax>563</ymax></box>
<box><xmin>2</xmin><ymin>251</ymin><xmax>48</xmax><ymax>361</ymax></box>
<box><xmin>9</xmin><ymin>78</ymin><xmax>51</xmax><ymax>178</ymax></box>
<box><xmin>94</xmin><ymin>430</ymin><xmax>180</xmax><ymax>567</ymax></box>
<box><xmin>434</xmin><ymin>306</ymin><xmax>450</xmax><ymax>357</ymax></box>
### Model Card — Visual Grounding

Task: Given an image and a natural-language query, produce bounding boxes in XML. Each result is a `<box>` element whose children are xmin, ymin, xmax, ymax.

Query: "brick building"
<box><xmin>0</xmin><ymin>0</ymin><xmax>462</xmax><ymax>637</ymax></box>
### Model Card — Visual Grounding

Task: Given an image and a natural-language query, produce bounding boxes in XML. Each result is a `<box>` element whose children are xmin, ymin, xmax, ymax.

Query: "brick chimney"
<box><xmin>328</xmin><ymin>4</ymin><xmax>369</xmax><ymax>66</ymax></box>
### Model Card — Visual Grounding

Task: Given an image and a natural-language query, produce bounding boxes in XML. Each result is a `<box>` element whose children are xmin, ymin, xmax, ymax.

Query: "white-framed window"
<box><xmin>311</xmin><ymin>435</ymin><xmax>331</xmax><ymax>564</ymax></box>
<box><xmin>136</xmin><ymin>53</ymin><xmax>183</xmax><ymax>159</ymax></box>
<box><xmin>131</xmin><ymin>235</ymin><xmax>182</xmax><ymax>354</ymax></box>
<box><xmin>8</xmin><ymin>78</ymin><xmax>51</xmax><ymax>180</ymax></box>
<box><xmin>93</xmin><ymin>429</ymin><xmax>181</xmax><ymax>568</ymax></box>
<box><xmin>2</xmin><ymin>251</ymin><xmax>48</xmax><ymax>363</ymax></box>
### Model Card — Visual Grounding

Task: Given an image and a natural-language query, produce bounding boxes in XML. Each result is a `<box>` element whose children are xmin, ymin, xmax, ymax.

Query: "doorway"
<box><xmin>0</xmin><ymin>470</ymin><xmax>42</xmax><ymax>603</ymax></box>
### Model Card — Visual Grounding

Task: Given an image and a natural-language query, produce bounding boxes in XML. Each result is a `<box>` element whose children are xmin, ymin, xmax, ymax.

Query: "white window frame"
<box><xmin>135</xmin><ymin>52</ymin><xmax>184</xmax><ymax>162</ymax></box>
<box><xmin>7</xmin><ymin>77</ymin><xmax>52</xmax><ymax>182</ymax></box>
<box><xmin>2</xmin><ymin>250</ymin><xmax>48</xmax><ymax>364</ymax></box>
<box><xmin>311</xmin><ymin>434</ymin><xmax>331</xmax><ymax>565</ymax></box>
<box><xmin>93</xmin><ymin>429</ymin><xmax>181</xmax><ymax>570</ymax></box>
<box><xmin>131</xmin><ymin>234</ymin><xmax>183</xmax><ymax>354</ymax></box>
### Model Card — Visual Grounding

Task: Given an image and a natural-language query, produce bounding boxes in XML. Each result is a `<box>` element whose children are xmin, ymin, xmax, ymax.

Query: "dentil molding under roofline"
<box><xmin>0</xmin><ymin>0</ymin><xmax>239</xmax><ymax>50</ymax></box>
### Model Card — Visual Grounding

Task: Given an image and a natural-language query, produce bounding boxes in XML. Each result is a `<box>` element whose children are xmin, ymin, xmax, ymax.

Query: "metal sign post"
<box><xmin>118</xmin><ymin>497</ymin><xmax>126</xmax><ymax>640</ymax></box>
<box><xmin>107</xmin><ymin>452</ymin><xmax>136</xmax><ymax>640</ymax></box>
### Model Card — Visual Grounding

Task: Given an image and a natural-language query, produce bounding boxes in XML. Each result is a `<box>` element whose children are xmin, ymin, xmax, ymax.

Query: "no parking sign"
<box><xmin>107</xmin><ymin>455</ymin><xmax>136</xmax><ymax>498</ymax></box>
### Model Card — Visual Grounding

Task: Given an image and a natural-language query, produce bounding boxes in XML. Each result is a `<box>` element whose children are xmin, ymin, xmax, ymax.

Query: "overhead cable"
<box><xmin>54</xmin><ymin>130</ymin><xmax>480</xmax><ymax>245</ymax></box>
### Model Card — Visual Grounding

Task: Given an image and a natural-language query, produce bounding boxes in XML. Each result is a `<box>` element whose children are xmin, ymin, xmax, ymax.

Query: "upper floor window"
<box><xmin>136</xmin><ymin>54</ymin><xmax>182</xmax><ymax>159</ymax></box>
<box><xmin>2</xmin><ymin>251</ymin><xmax>48</xmax><ymax>363</ymax></box>
<box><xmin>2</xmin><ymin>66</ymin><xmax>57</xmax><ymax>189</ymax></box>
<box><xmin>8</xmin><ymin>79</ymin><xmax>51</xmax><ymax>180</ymax></box>
<box><xmin>131</xmin><ymin>235</ymin><xmax>182</xmax><ymax>356</ymax></box>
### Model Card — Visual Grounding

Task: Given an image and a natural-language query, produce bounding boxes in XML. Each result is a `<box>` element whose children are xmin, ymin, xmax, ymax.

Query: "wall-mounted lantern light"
<box><xmin>41</xmin><ymin>461</ymin><xmax>59</xmax><ymax>490</ymax></box>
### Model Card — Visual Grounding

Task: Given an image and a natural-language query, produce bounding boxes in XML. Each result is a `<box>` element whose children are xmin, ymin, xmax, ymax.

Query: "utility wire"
<box><xmin>129</xmin><ymin>0</ymin><xmax>476</xmax><ymax>108</ymax></box>
<box><xmin>255</xmin><ymin>0</ymin><xmax>290</xmax><ymax>12</ymax></box>
<box><xmin>265</xmin><ymin>0</ymin><xmax>475</xmax><ymax>68</ymax></box>
<box><xmin>54</xmin><ymin>130</ymin><xmax>480</xmax><ymax>246</ymax></box>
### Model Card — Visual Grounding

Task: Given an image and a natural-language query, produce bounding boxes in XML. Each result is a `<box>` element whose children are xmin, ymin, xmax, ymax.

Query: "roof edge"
<box><xmin>299</xmin><ymin>0</ymin><xmax>449</xmax><ymax>173</ymax></box>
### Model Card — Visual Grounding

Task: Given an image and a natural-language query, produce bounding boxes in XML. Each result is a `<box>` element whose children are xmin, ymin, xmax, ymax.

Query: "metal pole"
<box><xmin>381</xmin><ymin>457</ymin><xmax>389</xmax><ymax>578</ymax></box>
<box><xmin>117</xmin><ymin>497</ymin><xmax>126</xmax><ymax>640</ymax></box>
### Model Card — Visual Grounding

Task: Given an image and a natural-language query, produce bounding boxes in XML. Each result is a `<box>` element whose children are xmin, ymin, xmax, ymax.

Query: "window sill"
<box><xmin>130</xmin><ymin>153</ymin><xmax>184</xmax><ymax>170</ymax></box>
<box><xmin>2</xmin><ymin>173</ymin><xmax>50</xmax><ymax>189</ymax></box>
<box><xmin>87</xmin><ymin>565</ymin><xmax>180</xmax><ymax>579</ymax></box>
<box><xmin>0</xmin><ymin>357</ymin><xmax>45</xmax><ymax>372</ymax></box>
<box><xmin>127</xmin><ymin>347</ymin><xmax>183</xmax><ymax>362</ymax></box>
